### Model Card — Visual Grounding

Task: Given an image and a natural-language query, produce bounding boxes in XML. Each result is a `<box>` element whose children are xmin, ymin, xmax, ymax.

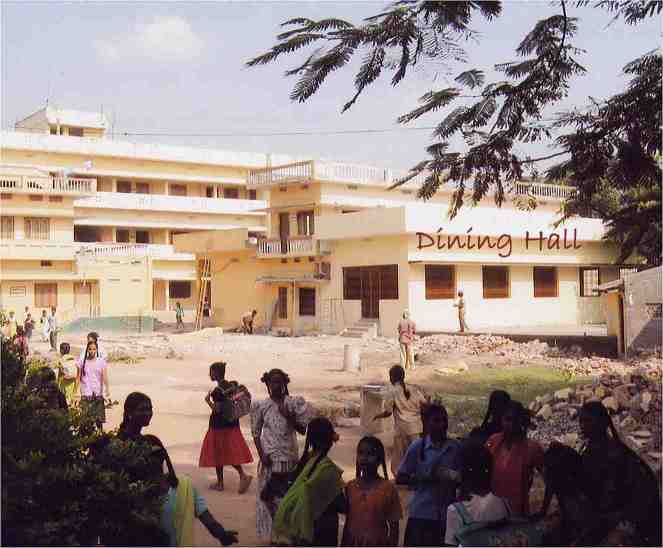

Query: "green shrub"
<box><xmin>1</xmin><ymin>340</ymin><xmax>163</xmax><ymax>546</ymax></box>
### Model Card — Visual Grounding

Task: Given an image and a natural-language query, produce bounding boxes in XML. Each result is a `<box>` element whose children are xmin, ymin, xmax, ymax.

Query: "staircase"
<box><xmin>341</xmin><ymin>319</ymin><xmax>378</xmax><ymax>339</ymax></box>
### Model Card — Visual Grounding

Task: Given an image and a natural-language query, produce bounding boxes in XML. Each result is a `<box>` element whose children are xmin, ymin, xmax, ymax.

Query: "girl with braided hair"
<box><xmin>273</xmin><ymin>417</ymin><xmax>344</xmax><ymax>546</ymax></box>
<box><xmin>373</xmin><ymin>365</ymin><xmax>428</xmax><ymax>476</ymax></box>
<box><xmin>250</xmin><ymin>368</ymin><xmax>314</xmax><ymax>541</ymax></box>
<box><xmin>578</xmin><ymin>401</ymin><xmax>662</xmax><ymax>546</ymax></box>
<box><xmin>341</xmin><ymin>436</ymin><xmax>402</xmax><ymax>547</ymax></box>
<box><xmin>485</xmin><ymin>400</ymin><xmax>544</xmax><ymax>516</ymax></box>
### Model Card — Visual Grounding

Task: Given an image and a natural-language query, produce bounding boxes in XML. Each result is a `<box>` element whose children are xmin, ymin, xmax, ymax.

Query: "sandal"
<box><xmin>238</xmin><ymin>475</ymin><xmax>253</xmax><ymax>494</ymax></box>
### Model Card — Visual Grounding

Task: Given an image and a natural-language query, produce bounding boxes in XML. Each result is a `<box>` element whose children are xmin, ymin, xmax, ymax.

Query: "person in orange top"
<box><xmin>485</xmin><ymin>400</ymin><xmax>544</xmax><ymax>516</ymax></box>
<box><xmin>341</xmin><ymin>436</ymin><xmax>402</xmax><ymax>546</ymax></box>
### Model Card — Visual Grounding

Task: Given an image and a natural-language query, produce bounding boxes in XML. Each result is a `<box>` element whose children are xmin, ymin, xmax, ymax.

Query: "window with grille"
<box><xmin>343</xmin><ymin>267</ymin><xmax>362</xmax><ymax>300</ymax></box>
<box><xmin>299</xmin><ymin>287</ymin><xmax>315</xmax><ymax>316</ymax></box>
<box><xmin>425</xmin><ymin>265</ymin><xmax>455</xmax><ymax>299</ymax></box>
<box><xmin>169</xmin><ymin>281</ymin><xmax>191</xmax><ymax>299</ymax></box>
<box><xmin>223</xmin><ymin>187</ymin><xmax>239</xmax><ymax>199</ymax></box>
<box><xmin>68</xmin><ymin>127</ymin><xmax>84</xmax><ymax>137</ymax></box>
<box><xmin>135</xmin><ymin>182</ymin><xmax>150</xmax><ymax>194</ymax></box>
<box><xmin>25</xmin><ymin>217</ymin><xmax>50</xmax><ymax>240</ymax></box>
<box><xmin>135</xmin><ymin>231</ymin><xmax>150</xmax><ymax>244</ymax></box>
<box><xmin>1</xmin><ymin>216</ymin><xmax>14</xmax><ymax>239</ymax></box>
<box><xmin>379</xmin><ymin>265</ymin><xmax>399</xmax><ymax>300</ymax></box>
<box><xmin>48</xmin><ymin>196</ymin><xmax>63</xmax><ymax>202</ymax></box>
<box><xmin>50</xmin><ymin>127</ymin><xmax>57</xmax><ymax>135</ymax></box>
<box><xmin>170</xmin><ymin>184</ymin><xmax>187</xmax><ymax>197</ymax></box>
<box><xmin>117</xmin><ymin>181</ymin><xmax>132</xmax><ymax>193</ymax></box>
<box><xmin>278</xmin><ymin>287</ymin><xmax>288</xmax><ymax>319</ymax></box>
<box><xmin>297</xmin><ymin>211</ymin><xmax>315</xmax><ymax>236</ymax></box>
<box><xmin>249</xmin><ymin>189</ymin><xmax>257</xmax><ymax>200</ymax></box>
<box><xmin>483</xmin><ymin>266</ymin><xmax>510</xmax><ymax>299</ymax></box>
<box><xmin>579</xmin><ymin>267</ymin><xmax>600</xmax><ymax>296</ymax></box>
<box><xmin>35</xmin><ymin>283</ymin><xmax>58</xmax><ymax>308</ymax></box>
<box><xmin>533</xmin><ymin>267</ymin><xmax>558</xmax><ymax>298</ymax></box>
<box><xmin>116</xmin><ymin>229</ymin><xmax>130</xmax><ymax>243</ymax></box>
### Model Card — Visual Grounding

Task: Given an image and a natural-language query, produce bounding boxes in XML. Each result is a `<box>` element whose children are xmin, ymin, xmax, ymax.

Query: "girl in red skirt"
<box><xmin>199</xmin><ymin>362</ymin><xmax>254</xmax><ymax>493</ymax></box>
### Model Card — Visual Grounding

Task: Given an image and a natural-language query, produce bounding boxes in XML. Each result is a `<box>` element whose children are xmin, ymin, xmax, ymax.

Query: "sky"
<box><xmin>1</xmin><ymin>1</ymin><xmax>660</xmax><ymax>171</ymax></box>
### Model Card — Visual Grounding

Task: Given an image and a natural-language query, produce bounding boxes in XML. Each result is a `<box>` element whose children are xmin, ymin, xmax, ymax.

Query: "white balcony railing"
<box><xmin>0</xmin><ymin>174</ymin><xmax>97</xmax><ymax>195</ymax></box>
<box><xmin>513</xmin><ymin>181</ymin><xmax>576</xmax><ymax>200</ymax></box>
<box><xmin>257</xmin><ymin>236</ymin><xmax>316</xmax><ymax>257</ymax></box>
<box><xmin>76</xmin><ymin>243</ymin><xmax>194</xmax><ymax>260</ymax></box>
<box><xmin>75</xmin><ymin>192</ymin><xmax>267</xmax><ymax>215</ymax></box>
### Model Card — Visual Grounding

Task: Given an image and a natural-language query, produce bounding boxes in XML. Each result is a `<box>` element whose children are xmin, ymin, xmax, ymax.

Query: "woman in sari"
<box><xmin>373</xmin><ymin>365</ymin><xmax>428</xmax><ymax>476</ymax></box>
<box><xmin>250</xmin><ymin>368</ymin><xmax>314</xmax><ymax>542</ymax></box>
<box><xmin>272</xmin><ymin>417</ymin><xmax>345</xmax><ymax>546</ymax></box>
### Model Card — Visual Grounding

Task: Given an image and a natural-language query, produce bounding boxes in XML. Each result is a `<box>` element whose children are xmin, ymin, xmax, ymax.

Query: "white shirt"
<box><xmin>444</xmin><ymin>493</ymin><xmax>509</xmax><ymax>546</ymax></box>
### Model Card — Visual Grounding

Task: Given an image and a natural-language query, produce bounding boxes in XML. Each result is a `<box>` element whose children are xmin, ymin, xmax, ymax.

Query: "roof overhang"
<box><xmin>253</xmin><ymin>202</ymin><xmax>317</xmax><ymax>212</ymax></box>
<box><xmin>255</xmin><ymin>275</ymin><xmax>329</xmax><ymax>284</ymax></box>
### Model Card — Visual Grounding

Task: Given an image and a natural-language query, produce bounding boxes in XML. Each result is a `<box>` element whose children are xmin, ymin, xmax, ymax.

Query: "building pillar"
<box><xmin>111</xmin><ymin>178</ymin><xmax>117</xmax><ymax>192</ymax></box>
<box><xmin>165</xmin><ymin>281</ymin><xmax>170</xmax><ymax>311</ymax></box>
<box><xmin>165</xmin><ymin>183</ymin><xmax>170</xmax><ymax>196</ymax></box>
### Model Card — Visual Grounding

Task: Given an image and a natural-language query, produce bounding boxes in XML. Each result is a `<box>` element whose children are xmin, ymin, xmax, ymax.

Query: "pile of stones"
<box><xmin>529</xmin><ymin>368</ymin><xmax>662</xmax><ymax>476</ymax></box>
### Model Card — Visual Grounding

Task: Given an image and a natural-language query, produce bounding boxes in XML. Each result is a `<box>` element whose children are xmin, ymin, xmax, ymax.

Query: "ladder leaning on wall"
<box><xmin>194</xmin><ymin>257</ymin><xmax>211</xmax><ymax>331</ymax></box>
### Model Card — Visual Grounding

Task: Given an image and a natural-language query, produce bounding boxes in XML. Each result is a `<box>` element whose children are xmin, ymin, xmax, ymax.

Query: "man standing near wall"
<box><xmin>397</xmin><ymin>310</ymin><xmax>416</xmax><ymax>370</ymax></box>
<box><xmin>453</xmin><ymin>291</ymin><xmax>467</xmax><ymax>333</ymax></box>
<box><xmin>241</xmin><ymin>310</ymin><xmax>257</xmax><ymax>334</ymax></box>
<box><xmin>48</xmin><ymin>307</ymin><xmax>59</xmax><ymax>351</ymax></box>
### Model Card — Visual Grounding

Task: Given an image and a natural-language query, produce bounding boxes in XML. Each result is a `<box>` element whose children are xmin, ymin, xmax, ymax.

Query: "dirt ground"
<box><xmin>39</xmin><ymin>329</ymin><xmax>559</xmax><ymax>546</ymax></box>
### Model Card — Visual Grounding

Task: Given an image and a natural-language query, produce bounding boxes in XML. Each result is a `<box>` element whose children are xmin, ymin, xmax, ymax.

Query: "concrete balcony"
<box><xmin>76</xmin><ymin>243</ymin><xmax>195</xmax><ymax>261</ymax></box>
<box><xmin>0</xmin><ymin>239</ymin><xmax>80</xmax><ymax>260</ymax></box>
<box><xmin>247</xmin><ymin>160</ymin><xmax>426</xmax><ymax>189</ymax></box>
<box><xmin>256</xmin><ymin>235</ymin><xmax>328</xmax><ymax>258</ymax></box>
<box><xmin>0</xmin><ymin>174</ymin><xmax>96</xmax><ymax>196</ymax></box>
<box><xmin>75</xmin><ymin>191</ymin><xmax>267</xmax><ymax>216</ymax></box>
<box><xmin>247</xmin><ymin>160</ymin><xmax>575</xmax><ymax>201</ymax></box>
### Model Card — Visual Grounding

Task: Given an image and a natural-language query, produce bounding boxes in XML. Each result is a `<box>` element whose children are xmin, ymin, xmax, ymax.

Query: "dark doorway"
<box><xmin>279</xmin><ymin>213</ymin><xmax>290</xmax><ymax>254</ymax></box>
<box><xmin>361</xmin><ymin>268</ymin><xmax>380</xmax><ymax>318</ymax></box>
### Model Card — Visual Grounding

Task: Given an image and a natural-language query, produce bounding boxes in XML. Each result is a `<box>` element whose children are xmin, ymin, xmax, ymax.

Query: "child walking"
<box><xmin>341</xmin><ymin>436</ymin><xmax>402</xmax><ymax>546</ymax></box>
<box><xmin>57</xmin><ymin>342</ymin><xmax>79</xmax><ymax>406</ymax></box>
<box><xmin>199</xmin><ymin>362</ymin><xmax>253</xmax><ymax>493</ymax></box>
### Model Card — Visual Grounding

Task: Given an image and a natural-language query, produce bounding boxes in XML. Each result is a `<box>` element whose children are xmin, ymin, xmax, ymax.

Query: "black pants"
<box><xmin>404</xmin><ymin>518</ymin><xmax>444</xmax><ymax>547</ymax></box>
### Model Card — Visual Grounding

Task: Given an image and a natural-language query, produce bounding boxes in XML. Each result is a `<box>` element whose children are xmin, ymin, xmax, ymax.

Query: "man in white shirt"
<box><xmin>453</xmin><ymin>290</ymin><xmax>468</xmax><ymax>333</ymax></box>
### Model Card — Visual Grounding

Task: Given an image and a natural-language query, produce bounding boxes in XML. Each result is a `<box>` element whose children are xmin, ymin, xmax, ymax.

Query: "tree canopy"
<box><xmin>248</xmin><ymin>0</ymin><xmax>662</xmax><ymax>265</ymax></box>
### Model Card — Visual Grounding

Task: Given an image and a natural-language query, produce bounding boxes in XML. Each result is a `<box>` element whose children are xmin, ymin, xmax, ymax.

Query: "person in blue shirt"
<box><xmin>396</xmin><ymin>401</ymin><xmax>462</xmax><ymax>546</ymax></box>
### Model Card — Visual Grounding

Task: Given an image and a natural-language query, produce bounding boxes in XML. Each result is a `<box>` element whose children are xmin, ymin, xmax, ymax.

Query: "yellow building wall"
<box><xmin>1</xmin><ymin>280</ymin><xmax>75</xmax><ymax>322</ymax></box>
<box><xmin>2</xmin><ymin>149</ymin><xmax>247</xmax><ymax>180</ymax></box>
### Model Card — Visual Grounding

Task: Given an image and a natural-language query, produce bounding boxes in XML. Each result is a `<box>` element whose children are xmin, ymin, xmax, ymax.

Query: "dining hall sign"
<box><xmin>416</xmin><ymin>228</ymin><xmax>582</xmax><ymax>258</ymax></box>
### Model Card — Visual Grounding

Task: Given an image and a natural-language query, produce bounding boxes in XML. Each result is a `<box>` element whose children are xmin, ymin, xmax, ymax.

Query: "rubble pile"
<box><xmin>529</xmin><ymin>368</ymin><xmax>662</xmax><ymax>475</ymax></box>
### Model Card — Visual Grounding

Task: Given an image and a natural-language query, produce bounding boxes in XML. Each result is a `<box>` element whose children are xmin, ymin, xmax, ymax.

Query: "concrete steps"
<box><xmin>341</xmin><ymin>319</ymin><xmax>378</xmax><ymax>340</ymax></box>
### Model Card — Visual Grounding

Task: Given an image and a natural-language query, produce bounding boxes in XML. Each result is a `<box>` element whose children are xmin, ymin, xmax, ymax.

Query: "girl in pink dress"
<box><xmin>77</xmin><ymin>339</ymin><xmax>110</xmax><ymax>429</ymax></box>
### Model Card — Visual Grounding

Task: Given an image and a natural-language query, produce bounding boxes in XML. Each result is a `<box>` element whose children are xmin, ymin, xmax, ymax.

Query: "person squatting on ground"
<box><xmin>241</xmin><ymin>310</ymin><xmax>258</xmax><ymax>334</ymax></box>
<box><xmin>77</xmin><ymin>338</ymin><xmax>110</xmax><ymax>430</ymax></box>
<box><xmin>341</xmin><ymin>436</ymin><xmax>402</xmax><ymax>547</ymax></box>
<box><xmin>396</xmin><ymin>401</ymin><xmax>462</xmax><ymax>547</ymax></box>
<box><xmin>485</xmin><ymin>400</ymin><xmax>544</xmax><ymax>516</ymax></box>
<box><xmin>199</xmin><ymin>362</ymin><xmax>253</xmax><ymax>494</ymax></box>
<box><xmin>397</xmin><ymin>310</ymin><xmax>416</xmax><ymax>370</ymax></box>
<box><xmin>250</xmin><ymin>368</ymin><xmax>314</xmax><ymax>541</ymax></box>
<box><xmin>272</xmin><ymin>417</ymin><xmax>345</xmax><ymax>547</ymax></box>
<box><xmin>373</xmin><ymin>365</ymin><xmax>428</xmax><ymax>477</ymax></box>
<box><xmin>444</xmin><ymin>441</ymin><xmax>510</xmax><ymax>546</ymax></box>
<box><xmin>468</xmin><ymin>390</ymin><xmax>511</xmax><ymax>446</ymax></box>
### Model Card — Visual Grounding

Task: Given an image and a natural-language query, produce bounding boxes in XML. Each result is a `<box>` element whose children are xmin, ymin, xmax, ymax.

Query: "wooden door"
<box><xmin>74</xmin><ymin>282</ymin><xmax>92</xmax><ymax>317</ymax></box>
<box><xmin>361</xmin><ymin>267</ymin><xmax>380</xmax><ymax>319</ymax></box>
<box><xmin>279</xmin><ymin>213</ymin><xmax>290</xmax><ymax>254</ymax></box>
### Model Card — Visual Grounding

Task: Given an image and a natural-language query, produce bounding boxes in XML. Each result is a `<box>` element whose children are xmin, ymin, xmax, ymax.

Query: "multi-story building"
<box><xmin>0</xmin><ymin>106</ymin><xmax>285</xmax><ymax>327</ymax></box>
<box><xmin>1</xmin><ymin>105</ymin><xmax>637</xmax><ymax>335</ymax></box>
<box><xmin>174</xmin><ymin>160</ymin><xmax>638</xmax><ymax>336</ymax></box>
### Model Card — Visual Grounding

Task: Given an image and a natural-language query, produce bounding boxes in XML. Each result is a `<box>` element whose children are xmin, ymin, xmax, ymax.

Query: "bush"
<box><xmin>1</xmin><ymin>340</ymin><xmax>163</xmax><ymax>546</ymax></box>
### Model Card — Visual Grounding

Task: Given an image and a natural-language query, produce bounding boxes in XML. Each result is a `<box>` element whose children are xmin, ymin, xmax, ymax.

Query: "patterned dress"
<box><xmin>250</xmin><ymin>396</ymin><xmax>314</xmax><ymax>541</ymax></box>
